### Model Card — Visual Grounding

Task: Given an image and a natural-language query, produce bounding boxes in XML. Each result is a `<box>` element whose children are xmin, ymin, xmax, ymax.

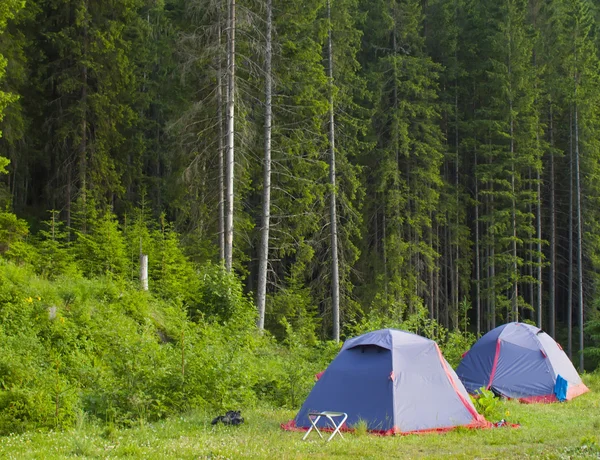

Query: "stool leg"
<box><xmin>326</xmin><ymin>414</ymin><xmax>347</xmax><ymax>442</ymax></box>
<box><xmin>303</xmin><ymin>415</ymin><xmax>323</xmax><ymax>440</ymax></box>
<box><xmin>326</xmin><ymin>415</ymin><xmax>344</xmax><ymax>442</ymax></box>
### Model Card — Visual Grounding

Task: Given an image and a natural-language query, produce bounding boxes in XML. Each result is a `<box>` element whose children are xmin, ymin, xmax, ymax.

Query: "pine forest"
<box><xmin>1</xmin><ymin>0</ymin><xmax>600</xmax><ymax>433</ymax></box>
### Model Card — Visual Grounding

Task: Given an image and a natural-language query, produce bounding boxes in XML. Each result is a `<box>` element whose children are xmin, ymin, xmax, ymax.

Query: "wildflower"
<box><xmin>25</xmin><ymin>297</ymin><xmax>33</xmax><ymax>303</ymax></box>
<box><xmin>36</xmin><ymin>296</ymin><xmax>41</xmax><ymax>301</ymax></box>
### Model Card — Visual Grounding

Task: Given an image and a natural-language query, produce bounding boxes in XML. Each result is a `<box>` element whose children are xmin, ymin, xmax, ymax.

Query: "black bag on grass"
<box><xmin>212</xmin><ymin>410</ymin><xmax>244</xmax><ymax>426</ymax></box>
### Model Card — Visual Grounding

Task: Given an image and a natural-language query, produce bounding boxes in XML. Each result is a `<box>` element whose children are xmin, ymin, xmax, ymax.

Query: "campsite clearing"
<box><xmin>0</xmin><ymin>373</ymin><xmax>599</xmax><ymax>459</ymax></box>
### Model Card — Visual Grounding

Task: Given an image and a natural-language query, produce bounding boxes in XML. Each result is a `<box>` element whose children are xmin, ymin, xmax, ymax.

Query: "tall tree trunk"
<box><xmin>66</xmin><ymin>162</ymin><xmax>72</xmax><ymax>239</ymax></box>
<box><xmin>80</xmin><ymin>0</ymin><xmax>88</xmax><ymax>233</ymax></box>
<box><xmin>510</xmin><ymin>113</ymin><xmax>518</xmax><ymax>322</ymax></box>
<box><xmin>568</xmin><ymin>108</ymin><xmax>574</xmax><ymax>357</ymax></box>
<box><xmin>474</xmin><ymin>150</ymin><xmax>481</xmax><ymax>336</ymax></box>
<box><xmin>507</xmin><ymin>23</ymin><xmax>518</xmax><ymax>322</ymax></box>
<box><xmin>435</xmin><ymin>221</ymin><xmax>440</xmax><ymax>324</ymax></box>
<box><xmin>490</xmin><ymin>169</ymin><xmax>496</xmax><ymax>329</ymax></box>
<box><xmin>454</xmin><ymin>59</ymin><xmax>460</xmax><ymax>331</ymax></box>
<box><xmin>574</xmin><ymin>100</ymin><xmax>584</xmax><ymax>372</ymax></box>
<box><xmin>224</xmin><ymin>0</ymin><xmax>236</xmax><ymax>272</ymax></box>
<box><xmin>548</xmin><ymin>102</ymin><xmax>555</xmax><ymax>333</ymax></box>
<box><xmin>536</xmin><ymin>158</ymin><xmax>542</xmax><ymax>331</ymax></box>
<box><xmin>449</xmin><ymin>226</ymin><xmax>456</xmax><ymax>329</ymax></box>
<box><xmin>217</xmin><ymin>10</ymin><xmax>225</xmax><ymax>263</ymax></box>
<box><xmin>444</xmin><ymin>222</ymin><xmax>450</xmax><ymax>328</ymax></box>
<box><xmin>429</xmin><ymin>212</ymin><xmax>434</xmax><ymax>320</ymax></box>
<box><xmin>383</xmin><ymin>208</ymin><xmax>388</xmax><ymax>301</ymax></box>
<box><xmin>257</xmin><ymin>0</ymin><xmax>272</xmax><ymax>330</ymax></box>
<box><xmin>327</xmin><ymin>0</ymin><xmax>340</xmax><ymax>342</ymax></box>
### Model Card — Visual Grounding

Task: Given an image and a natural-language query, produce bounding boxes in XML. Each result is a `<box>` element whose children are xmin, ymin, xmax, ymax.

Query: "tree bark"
<box><xmin>224</xmin><ymin>0</ymin><xmax>236</xmax><ymax>272</ymax></box>
<box><xmin>327</xmin><ymin>0</ymin><xmax>340</xmax><ymax>342</ymax></box>
<box><xmin>548</xmin><ymin>102</ymin><xmax>556</xmax><ymax>334</ymax></box>
<box><xmin>474</xmin><ymin>150</ymin><xmax>481</xmax><ymax>336</ymax></box>
<box><xmin>536</xmin><ymin>159</ymin><xmax>542</xmax><ymax>331</ymax></box>
<box><xmin>80</xmin><ymin>0</ymin><xmax>89</xmax><ymax>233</ymax></box>
<box><xmin>568</xmin><ymin>108</ymin><xmax>573</xmax><ymax>358</ymax></box>
<box><xmin>454</xmin><ymin>64</ymin><xmax>460</xmax><ymax>331</ymax></box>
<box><xmin>217</xmin><ymin>7</ymin><xmax>225</xmax><ymax>263</ymax></box>
<box><xmin>509</xmin><ymin>67</ymin><xmax>518</xmax><ymax>322</ymax></box>
<box><xmin>257</xmin><ymin>0</ymin><xmax>272</xmax><ymax>330</ymax></box>
<box><xmin>140</xmin><ymin>254</ymin><xmax>148</xmax><ymax>291</ymax></box>
<box><xmin>490</xmin><ymin>168</ymin><xmax>496</xmax><ymax>330</ymax></box>
<box><xmin>574</xmin><ymin>100</ymin><xmax>584</xmax><ymax>372</ymax></box>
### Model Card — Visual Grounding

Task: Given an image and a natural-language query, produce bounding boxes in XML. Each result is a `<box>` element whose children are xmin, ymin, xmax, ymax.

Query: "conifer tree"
<box><xmin>260</xmin><ymin>0</ymin><xmax>329</xmax><ymax>335</ymax></box>
<box><xmin>256</xmin><ymin>0</ymin><xmax>272</xmax><ymax>330</ymax></box>
<box><xmin>359</xmin><ymin>0</ymin><xmax>443</xmax><ymax>321</ymax></box>
<box><xmin>0</xmin><ymin>0</ymin><xmax>24</xmax><ymax>139</ymax></box>
<box><xmin>467</xmin><ymin>0</ymin><xmax>541</xmax><ymax>325</ymax></box>
<box><xmin>555</xmin><ymin>0</ymin><xmax>600</xmax><ymax>371</ymax></box>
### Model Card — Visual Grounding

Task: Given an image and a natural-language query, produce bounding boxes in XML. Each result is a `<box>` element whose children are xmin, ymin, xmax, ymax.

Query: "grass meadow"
<box><xmin>1</xmin><ymin>373</ymin><xmax>599</xmax><ymax>459</ymax></box>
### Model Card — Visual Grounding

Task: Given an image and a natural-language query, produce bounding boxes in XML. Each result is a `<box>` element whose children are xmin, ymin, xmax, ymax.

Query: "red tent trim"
<box><xmin>435</xmin><ymin>344</ymin><xmax>488</xmax><ymax>426</ymax></box>
<box><xmin>281</xmin><ymin>418</ymin><xmax>492</xmax><ymax>436</ymax></box>
<box><xmin>518</xmin><ymin>382</ymin><xmax>590</xmax><ymax>404</ymax></box>
<box><xmin>486</xmin><ymin>339</ymin><xmax>501</xmax><ymax>390</ymax></box>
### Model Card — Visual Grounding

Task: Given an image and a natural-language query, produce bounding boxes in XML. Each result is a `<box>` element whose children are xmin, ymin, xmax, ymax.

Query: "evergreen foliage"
<box><xmin>1</xmin><ymin>0</ymin><xmax>600</xmax><ymax>434</ymax></box>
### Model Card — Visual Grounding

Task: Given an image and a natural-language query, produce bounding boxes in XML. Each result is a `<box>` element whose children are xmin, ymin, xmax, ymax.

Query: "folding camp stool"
<box><xmin>303</xmin><ymin>411</ymin><xmax>348</xmax><ymax>442</ymax></box>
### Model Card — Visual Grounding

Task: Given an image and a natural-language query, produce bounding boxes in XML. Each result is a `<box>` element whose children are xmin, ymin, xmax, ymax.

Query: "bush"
<box><xmin>0</xmin><ymin>258</ymin><xmax>329</xmax><ymax>433</ymax></box>
<box><xmin>471</xmin><ymin>387</ymin><xmax>504</xmax><ymax>422</ymax></box>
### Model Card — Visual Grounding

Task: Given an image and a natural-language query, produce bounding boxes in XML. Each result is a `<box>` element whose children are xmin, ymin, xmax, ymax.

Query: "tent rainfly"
<box><xmin>282</xmin><ymin>329</ymin><xmax>488</xmax><ymax>435</ymax></box>
<box><xmin>456</xmin><ymin>322</ymin><xmax>589</xmax><ymax>403</ymax></box>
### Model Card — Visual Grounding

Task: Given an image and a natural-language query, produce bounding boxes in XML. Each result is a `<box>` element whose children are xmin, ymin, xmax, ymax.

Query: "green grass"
<box><xmin>1</xmin><ymin>374</ymin><xmax>600</xmax><ymax>459</ymax></box>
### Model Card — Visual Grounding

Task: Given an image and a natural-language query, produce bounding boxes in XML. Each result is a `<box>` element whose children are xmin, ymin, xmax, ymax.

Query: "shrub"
<box><xmin>471</xmin><ymin>387</ymin><xmax>503</xmax><ymax>421</ymax></box>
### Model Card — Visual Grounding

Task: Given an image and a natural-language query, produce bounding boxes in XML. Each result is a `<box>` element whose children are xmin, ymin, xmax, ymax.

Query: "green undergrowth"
<box><xmin>2</xmin><ymin>257</ymin><xmax>599</xmax><ymax>459</ymax></box>
<box><xmin>0</xmin><ymin>260</ymin><xmax>338</xmax><ymax>434</ymax></box>
<box><xmin>0</xmin><ymin>258</ymin><xmax>481</xmax><ymax>436</ymax></box>
<box><xmin>0</xmin><ymin>374</ymin><xmax>598</xmax><ymax>459</ymax></box>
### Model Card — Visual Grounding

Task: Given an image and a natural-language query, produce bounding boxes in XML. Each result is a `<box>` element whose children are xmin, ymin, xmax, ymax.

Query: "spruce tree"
<box><xmin>467</xmin><ymin>0</ymin><xmax>541</xmax><ymax>325</ymax></box>
<box><xmin>359</xmin><ymin>0</ymin><xmax>443</xmax><ymax>321</ymax></box>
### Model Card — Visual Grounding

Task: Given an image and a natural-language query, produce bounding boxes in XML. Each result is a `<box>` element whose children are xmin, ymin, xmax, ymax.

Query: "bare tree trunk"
<box><xmin>383</xmin><ymin>209</ymin><xmax>388</xmax><ymax>301</ymax></box>
<box><xmin>536</xmin><ymin>157</ymin><xmax>542</xmax><ymax>330</ymax></box>
<box><xmin>140</xmin><ymin>254</ymin><xmax>149</xmax><ymax>291</ymax></box>
<box><xmin>574</xmin><ymin>101</ymin><xmax>584</xmax><ymax>372</ymax></box>
<box><xmin>429</xmin><ymin>212</ymin><xmax>434</xmax><ymax>320</ymax></box>
<box><xmin>510</xmin><ymin>113</ymin><xmax>518</xmax><ymax>322</ymax></box>
<box><xmin>224</xmin><ymin>0</ymin><xmax>236</xmax><ymax>272</ymax></box>
<box><xmin>454</xmin><ymin>67</ymin><xmax>460</xmax><ymax>332</ymax></box>
<box><xmin>548</xmin><ymin>102</ymin><xmax>556</xmax><ymax>333</ymax></box>
<box><xmin>490</xmin><ymin>172</ymin><xmax>496</xmax><ymax>329</ymax></box>
<box><xmin>532</xmin><ymin>0</ymin><xmax>544</xmax><ymax>331</ymax></box>
<box><xmin>449</xmin><ymin>229</ymin><xmax>456</xmax><ymax>329</ymax></box>
<box><xmin>508</xmin><ymin>30</ymin><xmax>518</xmax><ymax>322</ymax></box>
<box><xmin>217</xmin><ymin>9</ymin><xmax>225</xmax><ymax>263</ymax></box>
<box><xmin>327</xmin><ymin>0</ymin><xmax>340</xmax><ymax>342</ymax></box>
<box><xmin>568</xmin><ymin>108</ymin><xmax>573</xmax><ymax>358</ymax></box>
<box><xmin>66</xmin><ymin>162</ymin><xmax>72</xmax><ymax>239</ymax></box>
<box><xmin>435</xmin><ymin>221</ymin><xmax>440</xmax><ymax>324</ymax></box>
<box><xmin>475</xmin><ymin>150</ymin><xmax>481</xmax><ymax>336</ymax></box>
<box><xmin>444</xmin><ymin>223</ymin><xmax>450</xmax><ymax>329</ymax></box>
<box><xmin>257</xmin><ymin>0</ymin><xmax>273</xmax><ymax>330</ymax></box>
<box><xmin>80</xmin><ymin>0</ymin><xmax>89</xmax><ymax>233</ymax></box>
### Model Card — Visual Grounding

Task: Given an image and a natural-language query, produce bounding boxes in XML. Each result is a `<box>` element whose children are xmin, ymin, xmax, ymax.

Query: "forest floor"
<box><xmin>1</xmin><ymin>373</ymin><xmax>599</xmax><ymax>459</ymax></box>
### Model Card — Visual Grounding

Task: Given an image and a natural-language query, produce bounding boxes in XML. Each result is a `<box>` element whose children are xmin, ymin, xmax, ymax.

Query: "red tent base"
<box><xmin>518</xmin><ymin>382</ymin><xmax>590</xmax><ymax>404</ymax></box>
<box><xmin>281</xmin><ymin>418</ymin><xmax>492</xmax><ymax>436</ymax></box>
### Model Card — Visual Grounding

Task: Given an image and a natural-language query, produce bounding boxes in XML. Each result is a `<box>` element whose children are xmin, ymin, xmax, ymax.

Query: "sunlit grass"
<box><xmin>1</xmin><ymin>374</ymin><xmax>599</xmax><ymax>459</ymax></box>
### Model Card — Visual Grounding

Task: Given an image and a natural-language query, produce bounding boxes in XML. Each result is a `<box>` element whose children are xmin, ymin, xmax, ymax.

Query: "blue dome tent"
<box><xmin>456</xmin><ymin>322</ymin><xmax>589</xmax><ymax>403</ymax></box>
<box><xmin>283</xmin><ymin>329</ymin><xmax>487</xmax><ymax>435</ymax></box>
